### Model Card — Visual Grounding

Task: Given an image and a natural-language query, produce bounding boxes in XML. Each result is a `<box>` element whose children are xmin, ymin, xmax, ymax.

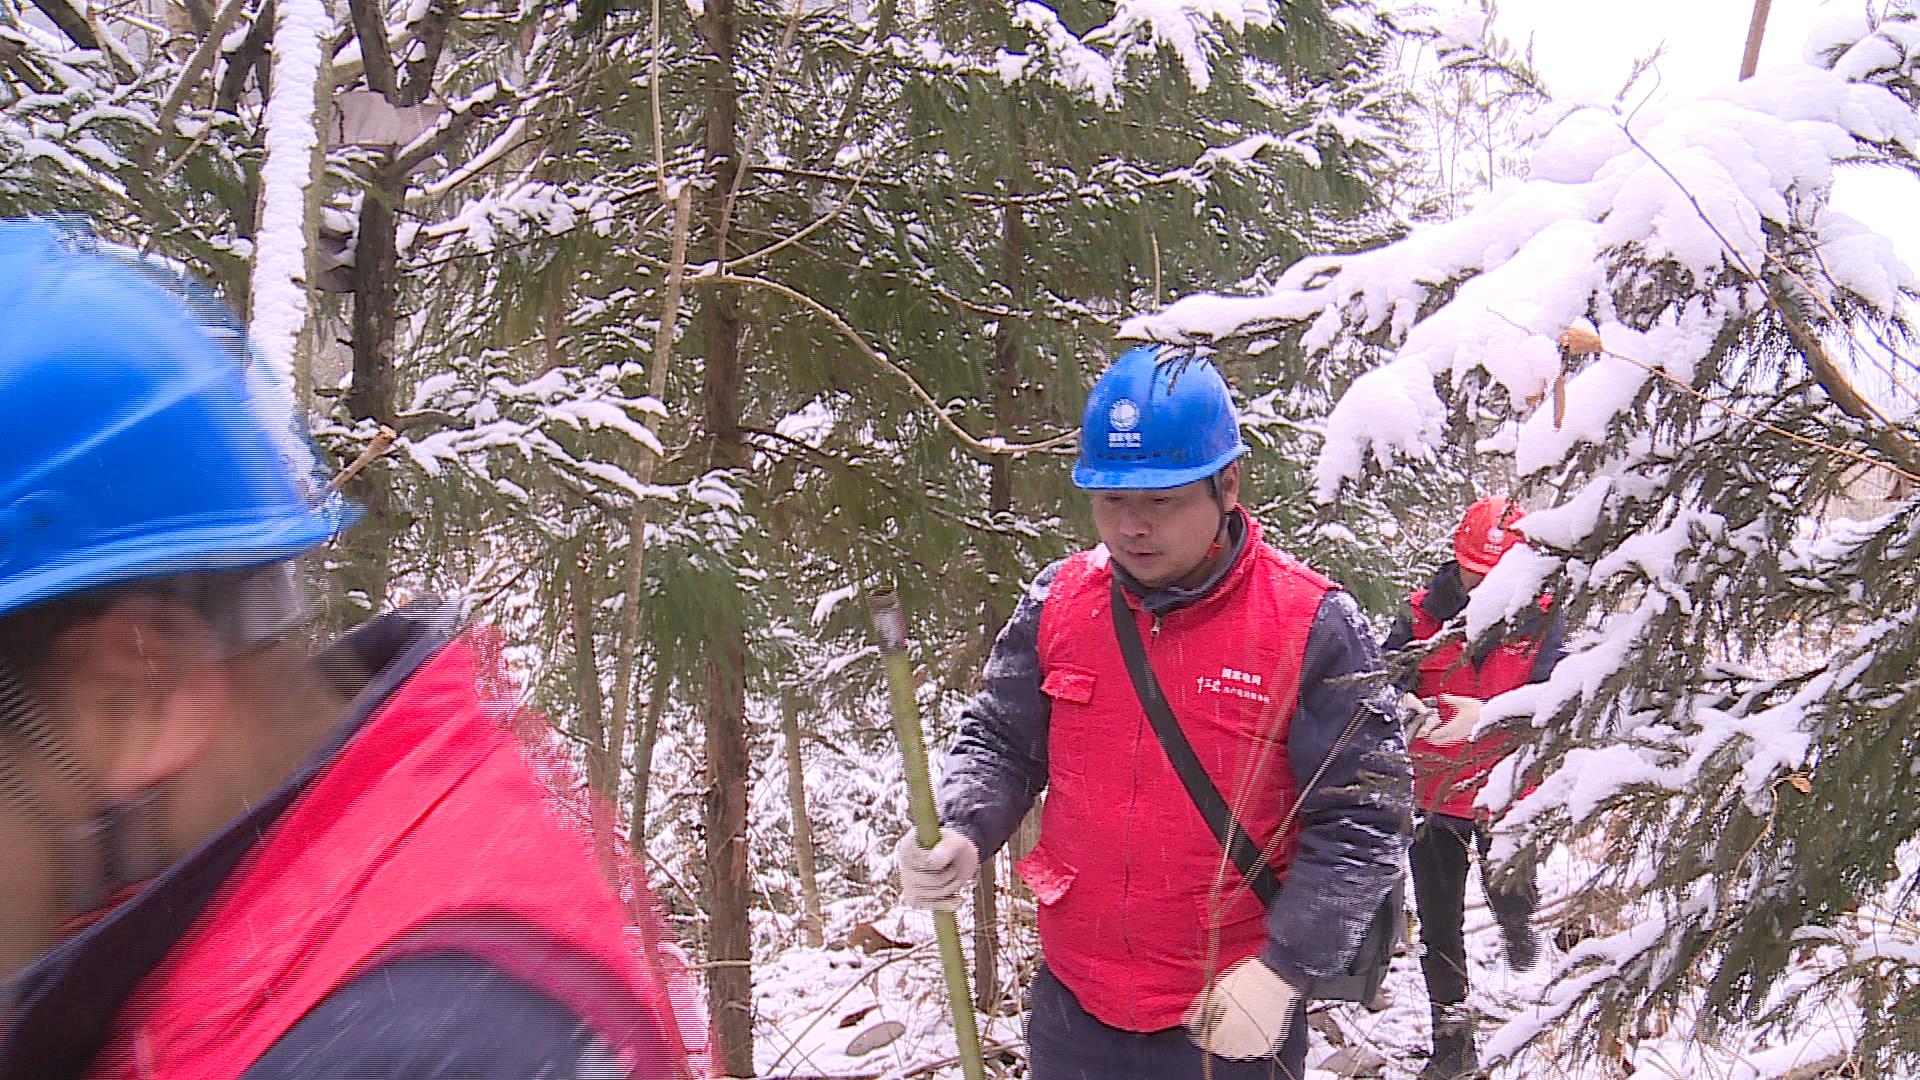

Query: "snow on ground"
<box><xmin>754</xmin><ymin>904</ymin><xmax>1030</xmax><ymax>1078</ymax></box>
<box><xmin>752</xmin><ymin>833</ymin><xmax>1871</xmax><ymax>1078</ymax></box>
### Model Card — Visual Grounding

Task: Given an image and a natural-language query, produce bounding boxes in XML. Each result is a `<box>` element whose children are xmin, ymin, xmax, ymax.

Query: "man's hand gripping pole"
<box><xmin>869</xmin><ymin>590</ymin><xmax>987</xmax><ymax>1080</ymax></box>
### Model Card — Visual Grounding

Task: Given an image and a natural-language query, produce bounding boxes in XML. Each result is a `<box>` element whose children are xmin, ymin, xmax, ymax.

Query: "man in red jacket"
<box><xmin>897</xmin><ymin>346</ymin><xmax>1412</xmax><ymax>1079</ymax></box>
<box><xmin>0</xmin><ymin>221</ymin><xmax>701</xmax><ymax>1080</ymax></box>
<box><xmin>1384</xmin><ymin>496</ymin><xmax>1565</xmax><ymax>1080</ymax></box>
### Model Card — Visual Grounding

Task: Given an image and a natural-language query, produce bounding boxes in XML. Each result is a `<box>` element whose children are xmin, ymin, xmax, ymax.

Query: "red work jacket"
<box><xmin>83</xmin><ymin>629</ymin><xmax>697</xmax><ymax>1080</ymax></box>
<box><xmin>1017</xmin><ymin>516</ymin><xmax>1331</xmax><ymax>1031</ymax></box>
<box><xmin>1407</xmin><ymin>591</ymin><xmax>1551</xmax><ymax>819</ymax></box>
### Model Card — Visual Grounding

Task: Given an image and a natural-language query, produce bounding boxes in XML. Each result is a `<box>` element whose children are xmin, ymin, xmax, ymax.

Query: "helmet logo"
<box><xmin>1106</xmin><ymin>398</ymin><xmax>1143</xmax><ymax>448</ymax></box>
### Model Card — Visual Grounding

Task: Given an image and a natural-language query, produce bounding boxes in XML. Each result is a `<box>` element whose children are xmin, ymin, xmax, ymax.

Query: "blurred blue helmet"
<box><xmin>0</xmin><ymin>220</ymin><xmax>359</xmax><ymax>619</ymax></box>
<box><xmin>1072</xmin><ymin>345</ymin><xmax>1246</xmax><ymax>490</ymax></box>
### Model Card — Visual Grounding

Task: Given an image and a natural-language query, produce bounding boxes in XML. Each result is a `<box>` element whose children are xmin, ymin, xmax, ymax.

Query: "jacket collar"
<box><xmin>0</xmin><ymin>604</ymin><xmax>463</xmax><ymax>1080</ymax></box>
<box><xmin>1112</xmin><ymin>507</ymin><xmax>1256</xmax><ymax>617</ymax></box>
<box><xmin>1417</xmin><ymin>561</ymin><xmax>1470</xmax><ymax>623</ymax></box>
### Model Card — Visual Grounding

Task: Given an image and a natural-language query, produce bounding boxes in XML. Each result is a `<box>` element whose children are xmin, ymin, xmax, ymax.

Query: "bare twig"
<box><xmin>1538</xmin><ymin>320</ymin><xmax>1916</xmax><ymax>486</ymax></box>
<box><xmin>330</xmin><ymin>424</ymin><xmax>398</xmax><ymax>489</ymax></box>
<box><xmin>142</xmin><ymin>0</ymin><xmax>250</xmax><ymax>163</ymax></box>
<box><xmin>708</xmin><ymin>272</ymin><xmax>1077</xmax><ymax>458</ymax></box>
<box><xmin>27</xmin><ymin>0</ymin><xmax>96</xmax><ymax>49</ymax></box>
<box><xmin>712</xmin><ymin>0</ymin><xmax>807</xmax><ymax>278</ymax></box>
<box><xmin>726</xmin><ymin>156</ymin><xmax>875</xmax><ymax>273</ymax></box>
<box><xmin>1738</xmin><ymin>0</ymin><xmax>1772</xmax><ymax>81</ymax></box>
<box><xmin>1619</xmin><ymin>123</ymin><xmax>1920</xmax><ymax>479</ymax></box>
<box><xmin>812</xmin><ymin>0</ymin><xmax>899</xmax><ymax>177</ymax></box>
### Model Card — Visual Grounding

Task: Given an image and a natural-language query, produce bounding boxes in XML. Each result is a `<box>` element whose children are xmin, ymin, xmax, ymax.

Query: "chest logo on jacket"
<box><xmin>1195</xmin><ymin>665</ymin><xmax>1272</xmax><ymax>705</ymax></box>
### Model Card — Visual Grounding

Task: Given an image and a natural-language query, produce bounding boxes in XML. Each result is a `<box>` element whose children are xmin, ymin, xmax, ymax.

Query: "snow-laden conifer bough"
<box><xmin>1119</xmin><ymin>7</ymin><xmax>1920</xmax><ymax>1072</ymax></box>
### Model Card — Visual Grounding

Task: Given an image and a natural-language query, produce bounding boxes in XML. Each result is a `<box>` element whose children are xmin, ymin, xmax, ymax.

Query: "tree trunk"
<box><xmin>347</xmin><ymin>191</ymin><xmax>398</xmax><ymax>425</ymax></box>
<box><xmin>611</xmin><ymin>186</ymin><xmax>694</xmax><ymax>853</ymax></box>
<box><xmin>294</xmin><ymin>41</ymin><xmax>330</xmax><ymax>419</ymax></box>
<box><xmin>1738</xmin><ymin>0</ymin><xmax>1772</xmax><ymax>80</ymax></box>
<box><xmin>701</xmin><ymin>635</ymin><xmax>752</xmax><ymax>1076</ymax></box>
<box><xmin>570</xmin><ymin>551</ymin><xmax>618</xmax><ymax>881</ymax></box>
<box><xmin>780</xmin><ymin>692</ymin><xmax>825</xmax><ymax>948</ymax></box>
<box><xmin>972</xmin><ymin>861</ymin><xmax>1000</xmax><ymax>1012</ymax></box>
<box><xmin>334</xmin><ymin>186</ymin><xmax>401</xmax><ymax>622</ymax></box>
<box><xmin>970</xmin><ymin>176</ymin><xmax>1028</xmax><ymax>1015</ymax></box>
<box><xmin>697</xmin><ymin>0</ymin><xmax>752</xmax><ymax>1068</ymax></box>
<box><xmin>629</xmin><ymin>676</ymin><xmax>667</xmax><ymax>852</ymax></box>
<box><xmin>331</xmin><ymin>0</ymin><xmax>451</xmax><ymax>624</ymax></box>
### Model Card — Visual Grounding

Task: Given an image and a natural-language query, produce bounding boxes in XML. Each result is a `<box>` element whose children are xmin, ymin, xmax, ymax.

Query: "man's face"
<box><xmin>1089</xmin><ymin>468</ymin><xmax>1235</xmax><ymax>590</ymax></box>
<box><xmin>1459</xmin><ymin>566</ymin><xmax>1486</xmax><ymax>592</ymax></box>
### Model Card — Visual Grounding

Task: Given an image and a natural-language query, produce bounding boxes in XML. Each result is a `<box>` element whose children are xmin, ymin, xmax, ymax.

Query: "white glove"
<box><xmin>1183</xmin><ymin>957</ymin><xmax>1301</xmax><ymax>1060</ymax></box>
<box><xmin>1419</xmin><ymin>694</ymin><xmax>1484</xmax><ymax>746</ymax></box>
<box><xmin>1401</xmin><ymin>692</ymin><xmax>1436</xmax><ymax>729</ymax></box>
<box><xmin>894</xmin><ymin>827</ymin><xmax>979</xmax><ymax>912</ymax></box>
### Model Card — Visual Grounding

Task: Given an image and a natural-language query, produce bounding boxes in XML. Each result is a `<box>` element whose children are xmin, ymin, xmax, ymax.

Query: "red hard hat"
<box><xmin>1454</xmin><ymin>497</ymin><xmax>1525</xmax><ymax>574</ymax></box>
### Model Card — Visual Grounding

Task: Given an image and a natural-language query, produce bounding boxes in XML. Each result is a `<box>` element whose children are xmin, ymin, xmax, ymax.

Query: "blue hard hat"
<box><xmin>1072</xmin><ymin>345</ymin><xmax>1246</xmax><ymax>490</ymax></box>
<box><xmin>0</xmin><ymin>220</ymin><xmax>359</xmax><ymax>618</ymax></box>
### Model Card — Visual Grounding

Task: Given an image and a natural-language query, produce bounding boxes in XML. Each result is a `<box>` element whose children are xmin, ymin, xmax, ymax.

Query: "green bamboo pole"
<box><xmin>868</xmin><ymin>589</ymin><xmax>987</xmax><ymax>1080</ymax></box>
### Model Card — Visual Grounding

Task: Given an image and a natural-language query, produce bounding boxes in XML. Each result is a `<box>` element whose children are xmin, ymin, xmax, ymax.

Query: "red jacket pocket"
<box><xmin>1041</xmin><ymin>666</ymin><xmax>1096</xmax><ymax>705</ymax></box>
<box><xmin>1014</xmin><ymin>843</ymin><xmax>1077</xmax><ymax>906</ymax></box>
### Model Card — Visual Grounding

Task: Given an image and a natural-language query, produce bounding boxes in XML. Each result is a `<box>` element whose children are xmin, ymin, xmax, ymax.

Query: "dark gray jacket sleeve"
<box><xmin>1262</xmin><ymin>591</ymin><xmax>1413</xmax><ymax>990</ymax></box>
<box><xmin>935</xmin><ymin>561</ymin><xmax>1062</xmax><ymax>859</ymax></box>
<box><xmin>1379</xmin><ymin>610</ymin><xmax>1417</xmax><ymax>692</ymax></box>
<box><xmin>243</xmin><ymin>955</ymin><xmax>628</xmax><ymax>1080</ymax></box>
<box><xmin>1530</xmin><ymin>606</ymin><xmax>1568</xmax><ymax>684</ymax></box>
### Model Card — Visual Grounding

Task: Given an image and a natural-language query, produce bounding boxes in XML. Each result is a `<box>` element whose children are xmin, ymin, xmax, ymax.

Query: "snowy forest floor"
<box><xmin>745</xmin><ymin>841</ymin><xmax>1865</xmax><ymax>1079</ymax></box>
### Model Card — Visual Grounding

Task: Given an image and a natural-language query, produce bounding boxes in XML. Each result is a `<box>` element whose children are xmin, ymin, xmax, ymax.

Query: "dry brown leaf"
<box><xmin>842</xmin><ymin>921</ymin><xmax>909</xmax><ymax>954</ymax></box>
<box><xmin>1787</xmin><ymin>773</ymin><xmax>1812</xmax><ymax>795</ymax></box>
<box><xmin>1559</xmin><ymin>325</ymin><xmax>1604</xmax><ymax>356</ymax></box>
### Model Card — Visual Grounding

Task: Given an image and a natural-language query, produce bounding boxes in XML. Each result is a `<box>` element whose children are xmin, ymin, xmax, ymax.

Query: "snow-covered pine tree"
<box><xmin>1128</xmin><ymin>7</ymin><xmax>1920</xmax><ymax>1071</ymax></box>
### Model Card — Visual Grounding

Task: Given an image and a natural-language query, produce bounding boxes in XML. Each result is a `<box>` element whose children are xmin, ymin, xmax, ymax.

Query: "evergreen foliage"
<box><xmin>1134</xmin><ymin>7</ymin><xmax>1920</xmax><ymax>1071</ymax></box>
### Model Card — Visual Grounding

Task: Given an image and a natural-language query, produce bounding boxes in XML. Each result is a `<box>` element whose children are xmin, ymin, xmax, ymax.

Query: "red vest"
<box><xmin>83</xmin><ymin>628</ymin><xmax>697</xmax><ymax>1080</ymax></box>
<box><xmin>1407</xmin><ymin>590</ymin><xmax>1549</xmax><ymax>819</ymax></box>
<box><xmin>1016</xmin><ymin>515</ymin><xmax>1331</xmax><ymax>1031</ymax></box>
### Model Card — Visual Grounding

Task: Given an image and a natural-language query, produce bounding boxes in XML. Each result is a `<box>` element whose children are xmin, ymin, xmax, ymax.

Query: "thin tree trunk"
<box><xmin>698</xmin><ymin>0</ymin><xmax>752</xmax><ymax>1067</ymax></box>
<box><xmin>970</xmin><ymin>172</ymin><xmax>1028</xmax><ymax>1015</ymax></box>
<box><xmin>629</xmin><ymin>676</ymin><xmax>667</xmax><ymax>852</ymax></box>
<box><xmin>972</xmin><ymin>862</ymin><xmax>999</xmax><ymax>1012</ymax></box>
<box><xmin>780</xmin><ymin>692</ymin><xmax>825</xmax><ymax>948</ymax></box>
<box><xmin>611</xmin><ymin>186</ymin><xmax>694</xmax><ymax>852</ymax></box>
<box><xmin>335</xmin><ymin>187</ymin><xmax>400</xmax><ymax>620</ymax></box>
<box><xmin>1738</xmin><ymin>0</ymin><xmax>1772</xmax><ymax>80</ymax></box>
<box><xmin>570</xmin><ymin>552</ymin><xmax>617</xmax><ymax>881</ymax></box>
<box><xmin>701</xmin><ymin>635</ymin><xmax>752</xmax><ymax>1076</ymax></box>
<box><xmin>294</xmin><ymin>42</ymin><xmax>330</xmax><ymax>418</ymax></box>
<box><xmin>332</xmin><ymin>0</ymin><xmax>451</xmax><ymax>624</ymax></box>
<box><xmin>1011</xmin><ymin>806</ymin><xmax>1042</xmax><ymax>867</ymax></box>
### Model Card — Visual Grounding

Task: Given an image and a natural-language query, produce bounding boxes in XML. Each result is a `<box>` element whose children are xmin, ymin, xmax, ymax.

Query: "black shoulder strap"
<box><xmin>1110</xmin><ymin>576</ymin><xmax>1280</xmax><ymax>906</ymax></box>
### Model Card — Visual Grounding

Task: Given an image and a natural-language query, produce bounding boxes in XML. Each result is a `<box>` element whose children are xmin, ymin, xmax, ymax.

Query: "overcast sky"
<box><xmin>1488</xmin><ymin>0</ymin><xmax>1920</xmax><ymax>276</ymax></box>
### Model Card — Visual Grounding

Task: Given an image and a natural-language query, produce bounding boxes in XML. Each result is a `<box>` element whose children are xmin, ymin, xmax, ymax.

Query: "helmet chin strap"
<box><xmin>1203</xmin><ymin>471</ymin><xmax>1233</xmax><ymax>561</ymax></box>
<box><xmin>0</xmin><ymin>662</ymin><xmax>168</xmax><ymax>924</ymax></box>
